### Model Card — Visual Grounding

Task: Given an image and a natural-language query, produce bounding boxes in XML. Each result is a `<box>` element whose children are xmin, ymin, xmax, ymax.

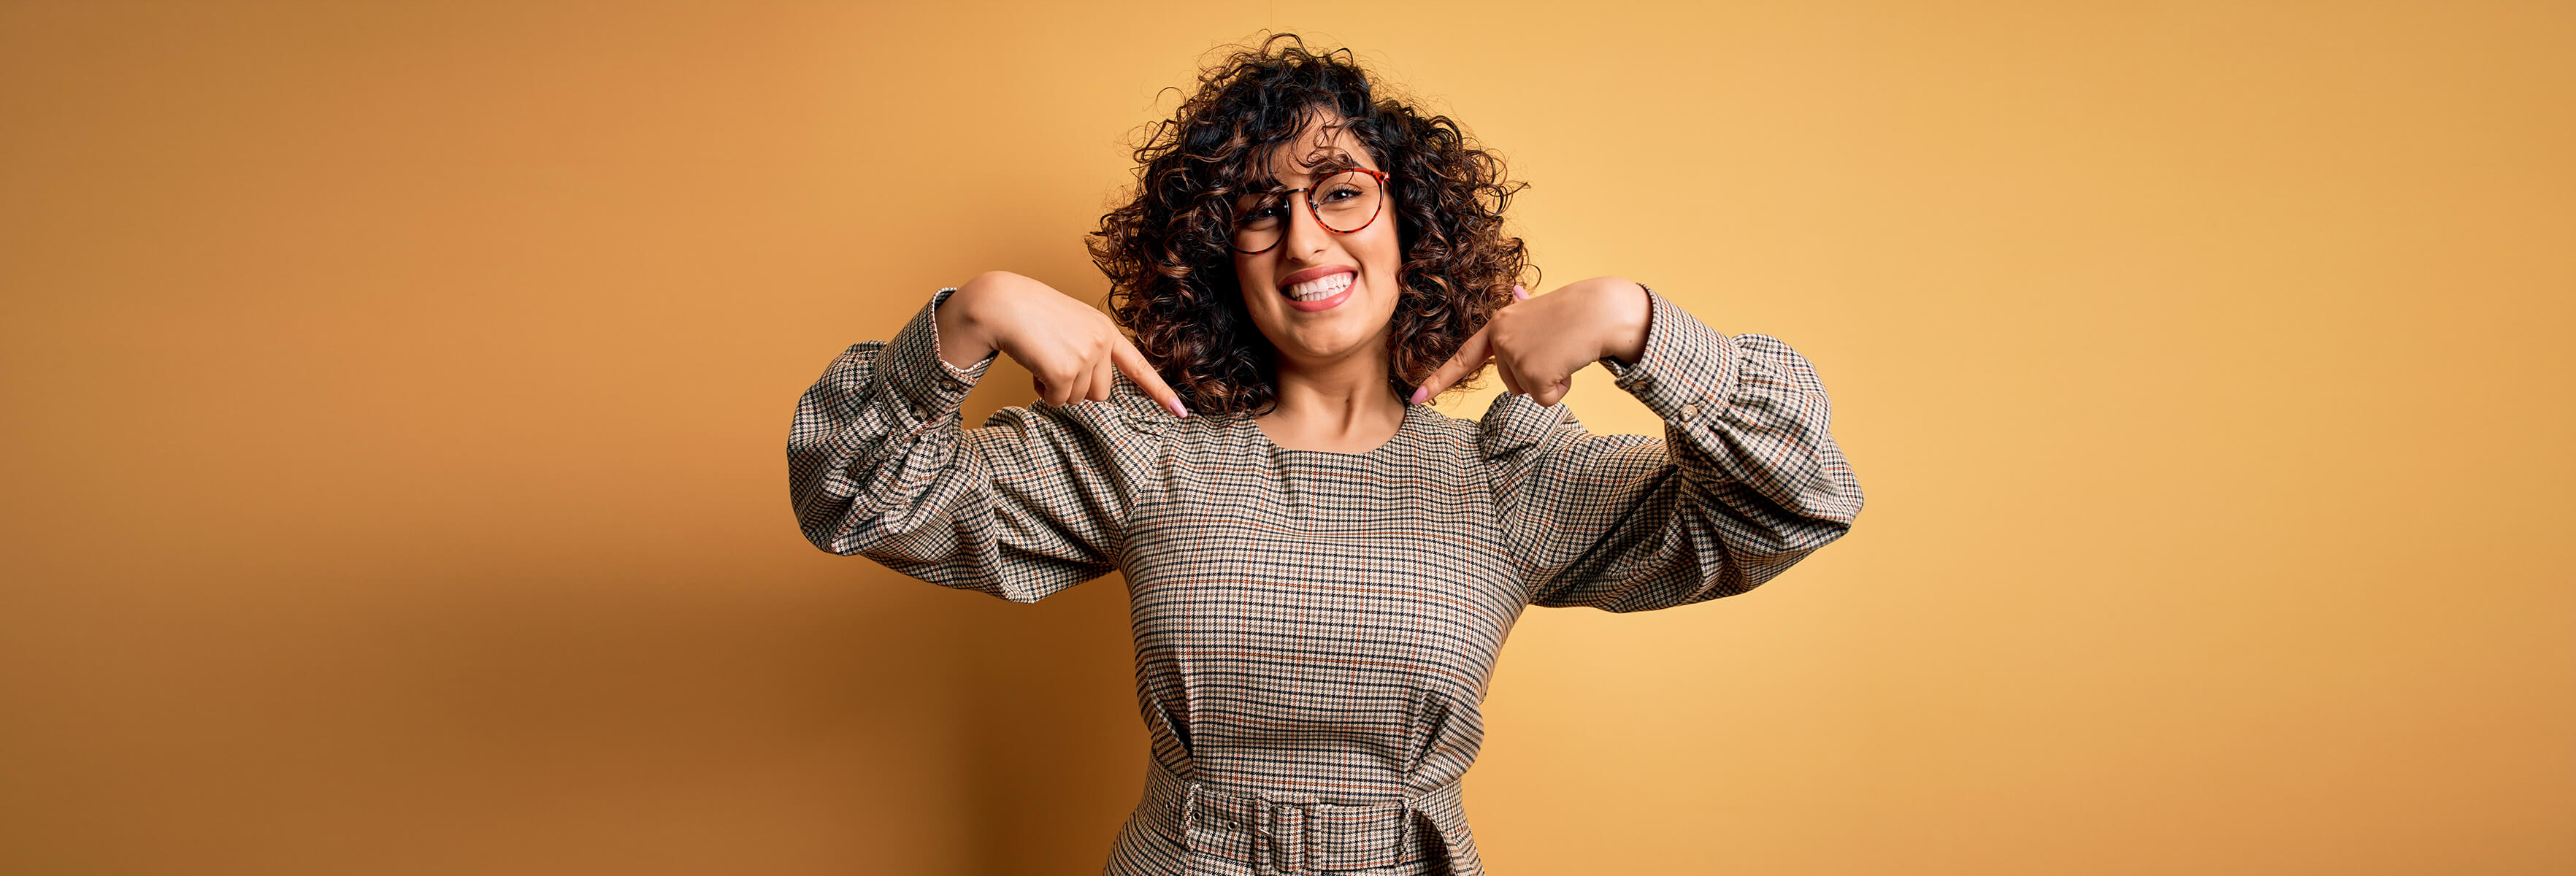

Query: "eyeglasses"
<box><xmin>1228</xmin><ymin>167</ymin><xmax>1392</xmax><ymax>255</ymax></box>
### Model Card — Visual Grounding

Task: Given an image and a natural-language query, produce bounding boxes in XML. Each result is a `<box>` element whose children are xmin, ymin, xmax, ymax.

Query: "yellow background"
<box><xmin>4</xmin><ymin>1</ymin><xmax>2569</xmax><ymax>873</ymax></box>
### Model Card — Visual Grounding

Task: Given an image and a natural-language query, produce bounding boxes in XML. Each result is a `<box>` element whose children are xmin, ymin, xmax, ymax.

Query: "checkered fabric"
<box><xmin>789</xmin><ymin>285</ymin><xmax>1865</xmax><ymax>875</ymax></box>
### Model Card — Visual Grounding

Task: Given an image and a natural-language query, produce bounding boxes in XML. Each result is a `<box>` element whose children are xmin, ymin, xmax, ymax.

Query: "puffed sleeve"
<box><xmin>788</xmin><ymin>286</ymin><xmax>1172</xmax><ymax>604</ymax></box>
<box><xmin>1480</xmin><ymin>283</ymin><xmax>1864</xmax><ymax>611</ymax></box>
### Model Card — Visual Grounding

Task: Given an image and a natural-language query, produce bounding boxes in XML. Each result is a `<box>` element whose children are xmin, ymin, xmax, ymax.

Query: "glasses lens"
<box><xmin>1314</xmin><ymin>170</ymin><xmax>1383</xmax><ymax>232</ymax></box>
<box><xmin>1233</xmin><ymin>191</ymin><xmax>1287</xmax><ymax>253</ymax></box>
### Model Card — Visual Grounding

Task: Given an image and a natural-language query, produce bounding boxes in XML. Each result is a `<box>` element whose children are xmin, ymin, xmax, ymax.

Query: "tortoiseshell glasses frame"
<box><xmin>1227</xmin><ymin>168</ymin><xmax>1394</xmax><ymax>255</ymax></box>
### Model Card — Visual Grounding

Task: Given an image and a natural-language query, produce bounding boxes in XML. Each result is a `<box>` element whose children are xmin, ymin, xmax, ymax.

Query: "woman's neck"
<box><xmin>1254</xmin><ymin>346</ymin><xmax>1407</xmax><ymax>454</ymax></box>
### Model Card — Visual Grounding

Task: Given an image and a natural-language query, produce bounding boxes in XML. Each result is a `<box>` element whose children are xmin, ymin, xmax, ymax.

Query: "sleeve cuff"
<box><xmin>1597</xmin><ymin>283</ymin><xmax>1742</xmax><ymax>427</ymax></box>
<box><xmin>879</xmin><ymin>285</ymin><xmax>1000</xmax><ymax>430</ymax></box>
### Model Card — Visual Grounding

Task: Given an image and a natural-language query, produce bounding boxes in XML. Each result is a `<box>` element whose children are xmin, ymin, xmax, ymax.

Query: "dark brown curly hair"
<box><xmin>1087</xmin><ymin>33</ymin><xmax>1536</xmax><ymax>416</ymax></box>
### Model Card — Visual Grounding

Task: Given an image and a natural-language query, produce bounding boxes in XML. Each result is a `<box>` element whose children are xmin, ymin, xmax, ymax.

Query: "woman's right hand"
<box><xmin>937</xmin><ymin>270</ymin><xmax>1191</xmax><ymax>417</ymax></box>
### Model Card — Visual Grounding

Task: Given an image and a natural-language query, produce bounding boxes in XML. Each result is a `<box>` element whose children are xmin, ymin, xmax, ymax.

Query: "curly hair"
<box><xmin>1087</xmin><ymin>32</ymin><xmax>1536</xmax><ymax>416</ymax></box>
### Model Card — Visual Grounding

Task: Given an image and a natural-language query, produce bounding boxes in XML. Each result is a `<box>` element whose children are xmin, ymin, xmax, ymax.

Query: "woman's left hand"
<box><xmin>1411</xmin><ymin>276</ymin><xmax>1652</xmax><ymax>407</ymax></box>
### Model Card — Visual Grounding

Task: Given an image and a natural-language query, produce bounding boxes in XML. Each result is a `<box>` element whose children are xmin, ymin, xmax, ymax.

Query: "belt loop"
<box><xmin>1251</xmin><ymin>797</ymin><xmax>1269</xmax><ymax>875</ymax></box>
<box><xmin>1180</xmin><ymin>779</ymin><xmax>1201</xmax><ymax>856</ymax></box>
<box><xmin>1249</xmin><ymin>796</ymin><xmax>1273</xmax><ymax>875</ymax></box>
<box><xmin>1399</xmin><ymin>796</ymin><xmax>1415</xmax><ymax>861</ymax></box>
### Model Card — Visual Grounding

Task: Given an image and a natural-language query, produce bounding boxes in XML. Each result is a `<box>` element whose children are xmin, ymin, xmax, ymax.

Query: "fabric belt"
<box><xmin>1143</xmin><ymin>758</ymin><xmax>1455</xmax><ymax>875</ymax></box>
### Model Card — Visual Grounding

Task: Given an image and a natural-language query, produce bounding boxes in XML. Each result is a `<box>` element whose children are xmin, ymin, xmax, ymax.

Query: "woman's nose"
<box><xmin>1279</xmin><ymin>196</ymin><xmax>1331</xmax><ymax>253</ymax></box>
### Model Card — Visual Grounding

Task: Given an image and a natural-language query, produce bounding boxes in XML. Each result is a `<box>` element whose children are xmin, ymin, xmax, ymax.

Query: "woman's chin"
<box><xmin>1272</xmin><ymin>319</ymin><xmax>1394</xmax><ymax>366</ymax></box>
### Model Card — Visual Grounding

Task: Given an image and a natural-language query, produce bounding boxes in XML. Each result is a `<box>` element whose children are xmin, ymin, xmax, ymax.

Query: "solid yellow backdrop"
<box><xmin>1</xmin><ymin>1</ymin><xmax>2569</xmax><ymax>874</ymax></box>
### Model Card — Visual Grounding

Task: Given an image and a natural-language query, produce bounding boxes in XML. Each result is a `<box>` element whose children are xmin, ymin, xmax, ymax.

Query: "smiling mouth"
<box><xmin>1281</xmin><ymin>272</ymin><xmax>1353</xmax><ymax>301</ymax></box>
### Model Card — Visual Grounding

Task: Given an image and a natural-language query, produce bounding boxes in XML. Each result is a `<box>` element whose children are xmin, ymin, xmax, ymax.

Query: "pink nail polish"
<box><xmin>1408</xmin><ymin>387</ymin><xmax>1429</xmax><ymax>404</ymax></box>
<box><xmin>1166</xmin><ymin>398</ymin><xmax>1190</xmax><ymax>418</ymax></box>
<box><xmin>1511</xmin><ymin>284</ymin><xmax>1528</xmax><ymax>300</ymax></box>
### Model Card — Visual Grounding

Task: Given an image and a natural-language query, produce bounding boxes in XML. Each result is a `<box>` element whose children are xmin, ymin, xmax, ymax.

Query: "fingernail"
<box><xmin>1166</xmin><ymin>398</ymin><xmax>1190</xmax><ymax>418</ymax></box>
<box><xmin>1408</xmin><ymin>387</ymin><xmax>1429</xmax><ymax>404</ymax></box>
<box><xmin>1511</xmin><ymin>285</ymin><xmax>1528</xmax><ymax>300</ymax></box>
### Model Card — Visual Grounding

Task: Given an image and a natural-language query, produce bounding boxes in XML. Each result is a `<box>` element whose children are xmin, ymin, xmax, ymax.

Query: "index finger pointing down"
<box><xmin>1113</xmin><ymin>337</ymin><xmax>1190</xmax><ymax>418</ymax></box>
<box><xmin>1409</xmin><ymin>323</ymin><xmax>1493</xmax><ymax>404</ymax></box>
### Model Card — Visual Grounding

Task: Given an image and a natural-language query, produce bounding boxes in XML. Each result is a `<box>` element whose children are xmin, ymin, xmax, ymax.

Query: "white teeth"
<box><xmin>1282</xmin><ymin>272</ymin><xmax>1353</xmax><ymax>301</ymax></box>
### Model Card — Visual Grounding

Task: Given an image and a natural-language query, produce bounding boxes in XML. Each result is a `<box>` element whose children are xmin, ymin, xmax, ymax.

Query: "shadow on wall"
<box><xmin>356</xmin><ymin>556</ymin><xmax>1142</xmax><ymax>875</ymax></box>
<box><xmin>380</xmin><ymin>263</ymin><xmax>1151</xmax><ymax>873</ymax></box>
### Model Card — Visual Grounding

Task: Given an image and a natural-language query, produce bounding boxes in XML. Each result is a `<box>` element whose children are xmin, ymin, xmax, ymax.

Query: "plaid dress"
<box><xmin>789</xmin><ymin>285</ymin><xmax>1865</xmax><ymax>875</ymax></box>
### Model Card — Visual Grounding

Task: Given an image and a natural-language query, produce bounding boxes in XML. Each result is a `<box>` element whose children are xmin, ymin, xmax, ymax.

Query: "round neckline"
<box><xmin>1247</xmin><ymin>402</ymin><xmax>1420</xmax><ymax>460</ymax></box>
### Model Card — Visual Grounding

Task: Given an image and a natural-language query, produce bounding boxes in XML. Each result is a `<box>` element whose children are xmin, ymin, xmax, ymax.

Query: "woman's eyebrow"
<box><xmin>1245</xmin><ymin>160</ymin><xmax>1365</xmax><ymax>193</ymax></box>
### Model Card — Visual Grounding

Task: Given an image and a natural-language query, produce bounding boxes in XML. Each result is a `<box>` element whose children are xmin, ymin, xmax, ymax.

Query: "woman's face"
<box><xmin>1229</xmin><ymin>118</ymin><xmax>1404</xmax><ymax>374</ymax></box>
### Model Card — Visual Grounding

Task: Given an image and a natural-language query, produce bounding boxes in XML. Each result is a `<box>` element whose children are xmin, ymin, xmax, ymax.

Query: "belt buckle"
<box><xmin>1249</xmin><ymin>788</ymin><xmax>1307</xmax><ymax>874</ymax></box>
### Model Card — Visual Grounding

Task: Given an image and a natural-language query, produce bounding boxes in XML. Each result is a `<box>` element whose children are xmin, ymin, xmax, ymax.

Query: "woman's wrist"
<box><xmin>935</xmin><ymin>272</ymin><xmax>1008</xmax><ymax>370</ymax></box>
<box><xmin>1594</xmin><ymin>278</ymin><xmax>1652</xmax><ymax>365</ymax></box>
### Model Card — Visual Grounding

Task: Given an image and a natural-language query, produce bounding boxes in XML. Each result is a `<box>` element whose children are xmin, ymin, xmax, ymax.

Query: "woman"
<box><xmin>788</xmin><ymin>34</ymin><xmax>1863</xmax><ymax>876</ymax></box>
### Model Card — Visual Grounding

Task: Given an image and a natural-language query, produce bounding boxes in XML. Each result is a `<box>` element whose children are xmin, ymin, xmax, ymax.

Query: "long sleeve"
<box><xmin>1480</xmin><ymin>284</ymin><xmax>1865</xmax><ymax>612</ymax></box>
<box><xmin>787</xmin><ymin>286</ymin><xmax>1169</xmax><ymax>604</ymax></box>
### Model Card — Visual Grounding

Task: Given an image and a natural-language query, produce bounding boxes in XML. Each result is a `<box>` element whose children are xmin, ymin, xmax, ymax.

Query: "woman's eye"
<box><xmin>1322</xmin><ymin>186</ymin><xmax>1360</xmax><ymax>203</ymax></box>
